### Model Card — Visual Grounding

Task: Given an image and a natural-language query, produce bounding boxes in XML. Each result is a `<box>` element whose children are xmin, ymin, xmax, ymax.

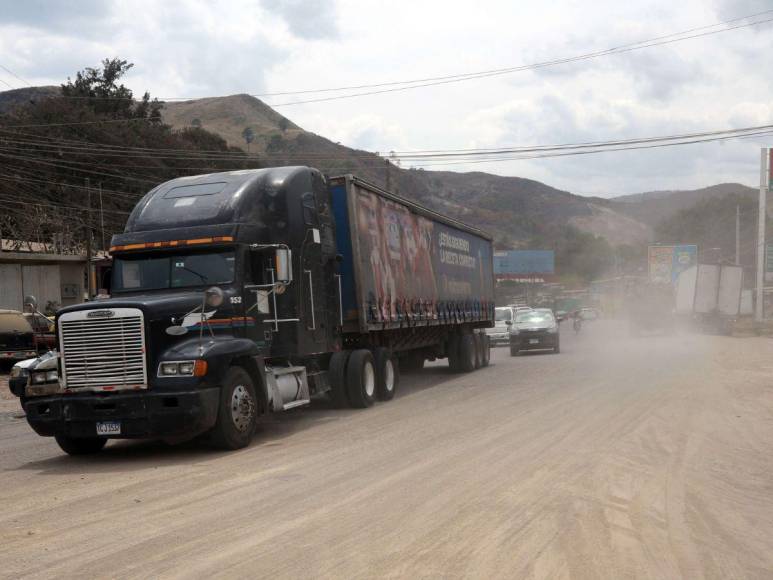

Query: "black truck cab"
<box><xmin>25</xmin><ymin>167</ymin><xmax>341</xmax><ymax>452</ymax></box>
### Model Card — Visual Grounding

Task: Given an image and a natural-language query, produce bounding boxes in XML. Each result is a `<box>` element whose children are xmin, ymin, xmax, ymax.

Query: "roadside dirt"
<box><xmin>1</xmin><ymin>322</ymin><xmax>772</xmax><ymax>579</ymax></box>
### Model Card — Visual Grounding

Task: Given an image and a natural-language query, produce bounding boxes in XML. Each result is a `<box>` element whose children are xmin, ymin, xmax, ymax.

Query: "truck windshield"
<box><xmin>112</xmin><ymin>250</ymin><xmax>236</xmax><ymax>293</ymax></box>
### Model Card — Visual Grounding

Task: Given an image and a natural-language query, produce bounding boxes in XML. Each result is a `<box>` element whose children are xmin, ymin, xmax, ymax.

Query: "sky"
<box><xmin>1</xmin><ymin>0</ymin><xmax>772</xmax><ymax>197</ymax></box>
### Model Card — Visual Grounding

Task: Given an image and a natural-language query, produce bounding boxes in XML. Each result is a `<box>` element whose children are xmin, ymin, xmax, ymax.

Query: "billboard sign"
<box><xmin>493</xmin><ymin>250</ymin><xmax>555</xmax><ymax>276</ymax></box>
<box><xmin>648</xmin><ymin>245</ymin><xmax>697</xmax><ymax>284</ymax></box>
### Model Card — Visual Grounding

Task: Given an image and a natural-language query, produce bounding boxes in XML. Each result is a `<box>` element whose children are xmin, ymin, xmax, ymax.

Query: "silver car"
<box><xmin>486</xmin><ymin>306</ymin><xmax>516</xmax><ymax>346</ymax></box>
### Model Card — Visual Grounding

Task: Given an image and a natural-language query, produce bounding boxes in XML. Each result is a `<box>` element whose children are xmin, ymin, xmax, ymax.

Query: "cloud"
<box><xmin>260</xmin><ymin>0</ymin><xmax>339</xmax><ymax>39</ymax></box>
<box><xmin>0</xmin><ymin>0</ymin><xmax>769</xmax><ymax>196</ymax></box>
<box><xmin>0</xmin><ymin>0</ymin><xmax>113</xmax><ymax>31</ymax></box>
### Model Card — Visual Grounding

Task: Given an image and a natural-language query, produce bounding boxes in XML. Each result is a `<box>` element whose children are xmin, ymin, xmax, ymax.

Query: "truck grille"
<box><xmin>59</xmin><ymin>308</ymin><xmax>147</xmax><ymax>390</ymax></box>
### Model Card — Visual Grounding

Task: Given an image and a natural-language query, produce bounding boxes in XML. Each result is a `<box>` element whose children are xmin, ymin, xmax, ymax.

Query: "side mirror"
<box><xmin>275</xmin><ymin>248</ymin><xmax>293</xmax><ymax>285</ymax></box>
<box><xmin>505</xmin><ymin>320</ymin><xmax>512</xmax><ymax>326</ymax></box>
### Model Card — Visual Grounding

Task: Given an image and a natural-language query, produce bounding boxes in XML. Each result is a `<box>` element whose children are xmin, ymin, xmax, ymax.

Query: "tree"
<box><xmin>242</xmin><ymin>126</ymin><xmax>255</xmax><ymax>152</ymax></box>
<box><xmin>191</xmin><ymin>118</ymin><xmax>202</xmax><ymax>128</ymax></box>
<box><xmin>60</xmin><ymin>58</ymin><xmax>161</xmax><ymax>122</ymax></box>
<box><xmin>278</xmin><ymin>117</ymin><xmax>289</xmax><ymax>133</ymax></box>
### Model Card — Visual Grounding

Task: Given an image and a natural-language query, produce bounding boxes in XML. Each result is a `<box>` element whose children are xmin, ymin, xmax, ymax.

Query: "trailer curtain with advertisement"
<box><xmin>335</xmin><ymin>181</ymin><xmax>494</xmax><ymax>329</ymax></box>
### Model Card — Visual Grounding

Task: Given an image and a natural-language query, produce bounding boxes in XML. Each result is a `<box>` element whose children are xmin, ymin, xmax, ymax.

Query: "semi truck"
<box><xmin>21</xmin><ymin>167</ymin><xmax>495</xmax><ymax>455</ymax></box>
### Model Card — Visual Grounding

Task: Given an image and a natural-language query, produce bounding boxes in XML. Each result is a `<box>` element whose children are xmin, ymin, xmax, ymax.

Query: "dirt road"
<box><xmin>2</xmin><ymin>322</ymin><xmax>773</xmax><ymax>579</ymax></box>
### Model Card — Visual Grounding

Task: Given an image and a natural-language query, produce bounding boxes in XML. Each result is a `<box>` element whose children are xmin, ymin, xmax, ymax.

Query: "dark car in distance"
<box><xmin>509</xmin><ymin>310</ymin><xmax>560</xmax><ymax>355</ymax></box>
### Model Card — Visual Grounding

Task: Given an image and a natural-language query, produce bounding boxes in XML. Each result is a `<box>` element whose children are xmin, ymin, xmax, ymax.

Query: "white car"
<box><xmin>486</xmin><ymin>306</ymin><xmax>516</xmax><ymax>346</ymax></box>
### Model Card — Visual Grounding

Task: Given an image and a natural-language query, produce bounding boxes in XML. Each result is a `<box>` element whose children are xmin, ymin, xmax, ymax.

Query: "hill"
<box><xmin>162</xmin><ymin>94</ymin><xmax>301</xmax><ymax>151</ymax></box>
<box><xmin>0</xmin><ymin>86</ymin><xmax>61</xmax><ymax>114</ymax></box>
<box><xmin>162</xmin><ymin>94</ymin><xmax>652</xmax><ymax>248</ymax></box>
<box><xmin>654</xmin><ymin>193</ymin><xmax>768</xmax><ymax>266</ymax></box>
<box><xmin>610</xmin><ymin>183</ymin><xmax>757</xmax><ymax>227</ymax></box>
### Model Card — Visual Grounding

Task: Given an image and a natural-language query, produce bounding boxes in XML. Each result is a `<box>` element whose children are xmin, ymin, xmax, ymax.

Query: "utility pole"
<box><xmin>98</xmin><ymin>182</ymin><xmax>105</xmax><ymax>252</ymax></box>
<box><xmin>85</xmin><ymin>178</ymin><xmax>93</xmax><ymax>300</ymax></box>
<box><xmin>755</xmin><ymin>149</ymin><xmax>768</xmax><ymax>323</ymax></box>
<box><xmin>736</xmin><ymin>204</ymin><xmax>741</xmax><ymax>265</ymax></box>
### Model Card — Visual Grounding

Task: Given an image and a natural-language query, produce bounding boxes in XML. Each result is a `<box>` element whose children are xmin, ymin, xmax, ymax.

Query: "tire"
<box><xmin>481</xmin><ymin>335</ymin><xmax>491</xmax><ymax>367</ymax></box>
<box><xmin>473</xmin><ymin>334</ymin><xmax>482</xmax><ymax>369</ymax></box>
<box><xmin>374</xmin><ymin>348</ymin><xmax>398</xmax><ymax>401</ymax></box>
<box><xmin>458</xmin><ymin>334</ymin><xmax>476</xmax><ymax>373</ymax></box>
<box><xmin>211</xmin><ymin>366</ymin><xmax>258</xmax><ymax>450</ymax></box>
<box><xmin>347</xmin><ymin>349</ymin><xmax>376</xmax><ymax>408</ymax></box>
<box><xmin>554</xmin><ymin>338</ymin><xmax>561</xmax><ymax>354</ymax></box>
<box><xmin>510</xmin><ymin>344</ymin><xmax>519</xmax><ymax>357</ymax></box>
<box><xmin>54</xmin><ymin>435</ymin><xmax>107</xmax><ymax>456</ymax></box>
<box><xmin>328</xmin><ymin>350</ymin><xmax>350</xmax><ymax>408</ymax></box>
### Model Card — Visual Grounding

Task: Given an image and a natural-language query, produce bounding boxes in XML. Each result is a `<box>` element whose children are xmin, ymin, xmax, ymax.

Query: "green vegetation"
<box><xmin>0</xmin><ymin>59</ymin><xmax>259</xmax><ymax>251</ymax></box>
<box><xmin>654</xmin><ymin>194</ymin><xmax>763</xmax><ymax>264</ymax></box>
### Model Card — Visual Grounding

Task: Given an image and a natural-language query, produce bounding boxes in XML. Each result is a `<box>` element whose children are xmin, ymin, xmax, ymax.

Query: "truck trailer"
<box><xmin>21</xmin><ymin>167</ymin><xmax>495</xmax><ymax>454</ymax></box>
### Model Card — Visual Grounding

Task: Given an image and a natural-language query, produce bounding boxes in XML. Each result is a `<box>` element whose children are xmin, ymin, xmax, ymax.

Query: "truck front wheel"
<box><xmin>347</xmin><ymin>349</ymin><xmax>376</xmax><ymax>408</ymax></box>
<box><xmin>54</xmin><ymin>435</ymin><xmax>107</xmax><ymax>456</ymax></box>
<box><xmin>374</xmin><ymin>348</ymin><xmax>398</xmax><ymax>401</ymax></box>
<box><xmin>328</xmin><ymin>350</ymin><xmax>350</xmax><ymax>408</ymax></box>
<box><xmin>212</xmin><ymin>367</ymin><xmax>258</xmax><ymax>450</ymax></box>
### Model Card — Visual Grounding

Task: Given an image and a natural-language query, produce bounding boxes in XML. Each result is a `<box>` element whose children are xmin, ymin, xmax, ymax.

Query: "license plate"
<box><xmin>96</xmin><ymin>421</ymin><xmax>121</xmax><ymax>436</ymax></box>
<box><xmin>529</xmin><ymin>339</ymin><xmax>540</xmax><ymax>344</ymax></box>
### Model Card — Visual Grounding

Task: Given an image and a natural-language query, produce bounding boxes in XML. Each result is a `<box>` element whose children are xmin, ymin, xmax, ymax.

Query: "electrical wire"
<box><xmin>0</xmin><ymin>63</ymin><xmax>33</xmax><ymax>87</ymax></box>
<box><xmin>25</xmin><ymin>8</ymin><xmax>773</xmax><ymax>104</ymax></box>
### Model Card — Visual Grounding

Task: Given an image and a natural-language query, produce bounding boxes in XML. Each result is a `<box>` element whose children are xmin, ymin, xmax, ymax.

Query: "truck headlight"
<box><xmin>32</xmin><ymin>372</ymin><xmax>47</xmax><ymax>384</ymax></box>
<box><xmin>46</xmin><ymin>370</ymin><xmax>59</xmax><ymax>382</ymax></box>
<box><xmin>159</xmin><ymin>362</ymin><xmax>179</xmax><ymax>376</ymax></box>
<box><xmin>10</xmin><ymin>366</ymin><xmax>29</xmax><ymax>379</ymax></box>
<box><xmin>158</xmin><ymin>360</ymin><xmax>207</xmax><ymax>377</ymax></box>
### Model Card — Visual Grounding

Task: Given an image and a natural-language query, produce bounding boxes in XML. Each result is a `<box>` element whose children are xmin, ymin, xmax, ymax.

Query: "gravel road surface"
<box><xmin>1</xmin><ymin>322</ymin><xmax>772</xmax><ymax>579</ymax></box>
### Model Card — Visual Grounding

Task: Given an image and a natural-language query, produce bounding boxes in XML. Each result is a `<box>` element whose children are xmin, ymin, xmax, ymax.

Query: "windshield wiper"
<box><xmin>179</xmin><ymin>266</ymin><xmax>209</xmax><ymax>284</ymax></box>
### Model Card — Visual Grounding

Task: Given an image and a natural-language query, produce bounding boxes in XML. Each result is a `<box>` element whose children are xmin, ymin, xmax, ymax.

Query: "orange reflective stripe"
<box><xmin>110</xmin><ymin>236</ymin><xmax>234</xmax><ymax>253</ymax></box>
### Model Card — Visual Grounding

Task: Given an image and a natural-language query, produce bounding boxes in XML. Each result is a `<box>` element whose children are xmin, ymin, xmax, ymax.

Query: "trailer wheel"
<box><xmin>374</xmin><ymin>348</ymin><xmax>399</xmax><ymax>401</ymax></box>
<box><xmin>347</xmin><ymin>349</ymin><xmax>376</xmax><ymax>408</ymax></box>
<box><xmin>458</xmin><ymin>334</ymin><xmax>476</xmax><ymax>373</ymax></box>
<box><xmin>54</xmin><ymin>435</ymin><xmax>107</xmax><ymax>456</ymax></box>
<box><xmin>473</xmin><ymin>334</ymin><xmax>482</xmax><ymax>369</ymax></box>
<box><xmin>328</xmin><ymin>350</ymin><xmax>350</xmax><ymax>408</ymax></box>
<box><xmin>481</xmin><ymin>335</ymin><xmax>491</xmax><ymax>367</ymax></box>
<box><xmin>211</xmin><ymin>367</ymin><xmax>257</xmax><ymax>450</ymax></box>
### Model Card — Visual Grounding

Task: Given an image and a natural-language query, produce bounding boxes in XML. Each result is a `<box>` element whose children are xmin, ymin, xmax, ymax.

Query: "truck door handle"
<box><xmin>304</xmin><ymin>269</ymin><xmax>316</xmax><ymax>330</ymax></box>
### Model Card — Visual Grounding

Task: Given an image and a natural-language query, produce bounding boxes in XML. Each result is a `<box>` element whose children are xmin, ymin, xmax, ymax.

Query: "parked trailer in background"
<box><xmin>20</xmin><ymin>167</ymin><xmax>495</xmax><ymax>455</ymax></box>
<box><xmin>675</xmin><ymin>264</ymin><xmax>743</xmax><ymax>333</ymax></box>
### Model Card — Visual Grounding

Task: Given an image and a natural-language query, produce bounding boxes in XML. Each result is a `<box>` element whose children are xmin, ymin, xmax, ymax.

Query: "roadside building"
<box><xmin>0</xmin><ymin>239</ymin><xmax>100</xmax><ymax>313</ymax></box>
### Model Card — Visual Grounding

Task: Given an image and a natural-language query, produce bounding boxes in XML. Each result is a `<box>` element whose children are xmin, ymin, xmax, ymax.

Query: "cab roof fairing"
<box><xmin>121</xmin><ymin>166</ymin><xmax>317</xmax><ymax>235</ymax></box>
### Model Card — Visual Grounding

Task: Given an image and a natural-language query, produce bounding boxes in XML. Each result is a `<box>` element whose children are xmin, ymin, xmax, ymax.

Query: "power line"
<box><xmin>2</xmin><ymin>117</ymin><xmax>154</xmax><ymax>129</ymax></box>
<box><xmin>30</xmin><ymin>9</ymin><xmax>773</xmax><ymax>105</ymax></box>
<box><xmin>264</xmin><ymin>15</ymin><xmax>773</xmax><ymax>108</ymax></box>
<box><xmin>3</xmin><ymin>121</ymin><xmax>773</xmax><ymax>163</ymax></box>
<box><xmin>0</xmin><ymin>63</ymin><xmax>33</xmax><ymax>87</ymax></box>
